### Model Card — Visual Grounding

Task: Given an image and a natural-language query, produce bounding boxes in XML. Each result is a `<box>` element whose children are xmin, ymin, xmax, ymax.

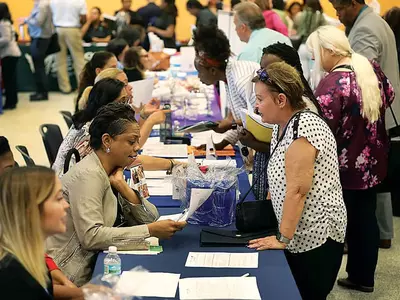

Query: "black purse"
<box><xmin>45</xmin><ymin>33</ymin><xmax>61</xmax><ymax>56</ymax></box>
<box><xmin>235</xmin><ymin>112</ymin><xmax>303</xmax><ymax>233</ymax></box>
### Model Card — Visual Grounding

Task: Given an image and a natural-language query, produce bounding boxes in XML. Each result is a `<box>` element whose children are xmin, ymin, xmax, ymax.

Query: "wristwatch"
<box><xmin>276</xmin><ymin>232</ymin><xmax>291</xmax><ymax>245</ymax></box>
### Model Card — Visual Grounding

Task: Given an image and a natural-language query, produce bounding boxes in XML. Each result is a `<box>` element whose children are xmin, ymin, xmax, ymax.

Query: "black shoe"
<box><xmin>30</xmin><ymin>93</ymin><xmax>48</xmax><ymax>101</ymax></box>
<box><xmin>337</xmin><ymin>278</ymin><xmax>374</xmax><ymax>293</ymax></box>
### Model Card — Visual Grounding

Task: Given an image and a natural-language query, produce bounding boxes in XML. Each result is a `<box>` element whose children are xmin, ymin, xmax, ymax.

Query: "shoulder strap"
<box><xmin>63</xmin><ymin>148</ymin><xmax>81</xmax><ymax>175</ymax></box>
<box><xmin>239</xmin><ymin>111</ymin><xmax>304</xmax><ymax>203</ymax></box>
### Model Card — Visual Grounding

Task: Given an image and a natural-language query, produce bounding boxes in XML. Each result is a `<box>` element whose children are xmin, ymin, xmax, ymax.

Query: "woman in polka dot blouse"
<box><xmin>248</xmin><ymin>62</ymin><xmax>347</xmax><ymax>300</ymax></box>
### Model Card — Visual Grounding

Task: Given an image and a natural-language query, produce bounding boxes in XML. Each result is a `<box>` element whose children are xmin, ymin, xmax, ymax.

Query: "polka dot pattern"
<box><xmin>268</xmin><ymin>112</ymin><xmax>347</xmax><ymax>253</ymax></box>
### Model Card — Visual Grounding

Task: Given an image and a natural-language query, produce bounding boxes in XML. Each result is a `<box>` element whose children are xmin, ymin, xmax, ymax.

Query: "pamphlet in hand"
<box><xmin>240</xmin><ymin>108</ymin><xmax>273</xmax><ymax>143</ymax></box>
<box><xmin>177</xmin><ymin>121</ymin><xmax>218</xmax><ymax>133</ymax></box>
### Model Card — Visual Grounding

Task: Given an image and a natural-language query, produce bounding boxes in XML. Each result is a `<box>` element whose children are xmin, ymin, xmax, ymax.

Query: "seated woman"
<box><xmin>47</xmin><ymin>103</ymin><xmax>186</xmax><ymax>286</ymax></box>
<box><xmin>53</xmin><ymin>78</ymin><xmax>172</xmax><ymax>177</ymax></box>
<box><xmin>248</xmin><ymin>62</ymin><xmax>347</xmax><ymax>300</ymax></box>
<box><xmin>81</xmin><ymin>7</ymin><xmax>112</xmax><ymax>43</ymax></box>
<box><xmin>147</xmin><ymin>0</ymin><xmax>178</xmax><ymax>49</ymax></box>
<box><xmin>106</xmin><ymin>38</ymin><xmax>130</xmax><ymax>69</ymax></box>
<box><xmin>0</xmin><ymin>166</ymin><xmax>72</xmax><ymax>299</ymax></box>
<box><xmin>123</xmin><ymin>46</ymin><xmax>153</xmax><ymax>82</ymax></box>
<box><xmin>75</xmin><ymin>51</ymin><xmax>118</xmax><ymax>112</ymax></box>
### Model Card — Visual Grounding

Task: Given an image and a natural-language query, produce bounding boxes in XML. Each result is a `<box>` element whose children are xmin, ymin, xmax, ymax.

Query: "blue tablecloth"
<box><xmin>126</xmin><ymin>148</ymin><xmax>255</xmax><ymax>208</ymax></box>
<box><xmin>92</xmin><ymin>207</ymin><xmax>301</xmax><ymax>299</ymax></box>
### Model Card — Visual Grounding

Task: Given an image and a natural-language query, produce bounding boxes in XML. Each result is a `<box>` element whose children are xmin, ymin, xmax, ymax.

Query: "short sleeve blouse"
<box><xmin>267</xmin><ymin>112</ymin><xmax>347</xmax><ymax>253</ymax></box>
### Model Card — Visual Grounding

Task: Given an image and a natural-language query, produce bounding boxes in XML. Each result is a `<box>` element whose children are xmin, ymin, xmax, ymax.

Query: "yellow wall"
<box><xmin>6</xmin><ymin>0</ymin><xmax>400</xmax><ymax>42</ymax></box>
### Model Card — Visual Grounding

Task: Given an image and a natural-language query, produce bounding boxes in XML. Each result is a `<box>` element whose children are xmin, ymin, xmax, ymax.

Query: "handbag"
<box><xmin>235</xmin><ymin>111</ymin><xmax>303</xmax><ymax>233</ymax></box>
<box><xmin>45</xmin><ymin>33</ymin><xmax>61</xmax><ymax>56</ymax></box>
<box><xmin>385</xmin><ymin>105</ymin><xmax>400</xmax><ymax>187</ymax></box>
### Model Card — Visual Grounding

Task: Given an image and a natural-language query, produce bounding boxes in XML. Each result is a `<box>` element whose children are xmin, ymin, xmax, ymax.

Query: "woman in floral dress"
<box><xmin>307</xmin><ymin>26</ymin><xmax>394</xmax><ymax>293</ymax></box>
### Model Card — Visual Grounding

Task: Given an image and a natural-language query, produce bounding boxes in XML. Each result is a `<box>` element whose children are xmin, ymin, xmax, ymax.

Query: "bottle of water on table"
<box><xmin>104</xmin><ymin>246</ymin><xmax>121</xmax><ymax>276</ymax></box>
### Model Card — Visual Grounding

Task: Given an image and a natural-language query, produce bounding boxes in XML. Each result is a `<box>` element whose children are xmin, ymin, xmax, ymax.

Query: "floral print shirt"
<box><xmin>315</xmin><ymin>61</ymin><xmax>395</xmax><ymax>190</ymax></box>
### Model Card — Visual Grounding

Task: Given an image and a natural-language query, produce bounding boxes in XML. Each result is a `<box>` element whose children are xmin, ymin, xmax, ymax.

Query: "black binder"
<box><xmin>200</xmin><ymin>228</ymin><xmax>276</xmax><ymax>247</ymax></box>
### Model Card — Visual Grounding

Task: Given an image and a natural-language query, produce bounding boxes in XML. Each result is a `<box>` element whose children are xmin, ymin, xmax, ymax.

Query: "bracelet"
<box><xmin>139</xmin><ymin>108</ymin><xmax>149</xmax><ymax>120</ymax></box>
<box><xmin>167</xmin><ymin>159</ymin><xmax>175</xmax><ymax>175</ymax></box>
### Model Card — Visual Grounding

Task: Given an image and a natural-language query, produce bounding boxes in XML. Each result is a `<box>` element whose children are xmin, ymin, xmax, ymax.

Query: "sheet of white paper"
<box><xmin>158</xmin><ymin>213</ymin><xmax>185</xmax><ymax>222</ymax></box>
<box><xmin>116</xmin><ymin>271</ymin><xmax>180</xmax><ymax>297</ymax></box>
<box><xmin>185</xmin><ymin>252</ymin><xmax>259</xmax><ymax>268</ymax></box>
<box><xmin>129</xmin><ymin>78</ymin><xmax>154</xmax><ymax>107</ymax></box>
<box><xmin>179</xmin><ymin>277</ymin><xmax>261</xmax><ymax>300</ymax></box>
<box><xmin>180</xmin><ymin>188</ymin><xmax>214</xmax><ymax>221</ymax></box>
<box><xmin>142</xmin><ymin>144</ymin><xmax>188</xmax><ymax>158</ymax></box>
<box><xmin>147</xmin><ymin>180</ymin><xmax>173</xmax><ymax>196</ymax></box>
<box><xmin>180</xmin><ymin>46</ymin><xmax>196</xmax><ymax>72</ymax></box>
<box><xmin>144</xmin><ymin>171</ymin><xmax>170</xmax><ymax>179</ymax></box>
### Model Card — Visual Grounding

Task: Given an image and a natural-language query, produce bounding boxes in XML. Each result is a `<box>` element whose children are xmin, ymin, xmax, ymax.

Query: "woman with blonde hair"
<box><xmin>307</xmin><ymin>25</ymin><xmax>395</xmax><ymax>292</ymax></box>
<box><xmin>0</xmin><ymin>166</ymin><xmax>70</xmax><ymax>298</ymax></box>
<box><xmin>248</xmin><ymin>62</ymin><xmax>346</xmax><ymax>299</ymax></box>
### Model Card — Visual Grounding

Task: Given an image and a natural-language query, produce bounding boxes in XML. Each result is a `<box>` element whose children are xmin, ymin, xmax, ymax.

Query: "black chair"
<box><xmin>60</xmin><ymin>111</ymin><xmax>73</xmax><ymax>128</ymax></box>
<box><xmin>15</xmin><ymin>145</ymin><xmax>36</xmax><ymax>166</ymax></box>
<box><xmin>39</xmin><ymin>124</ymin><xmax>64</xmax><ymax>166</ymax></box>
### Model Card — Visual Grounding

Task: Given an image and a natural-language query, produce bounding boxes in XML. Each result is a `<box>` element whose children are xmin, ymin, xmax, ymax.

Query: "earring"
<box><xmin>106</xmin><ymin>148</ymin><xmax>111</xmax><ymax>153</ymax></box>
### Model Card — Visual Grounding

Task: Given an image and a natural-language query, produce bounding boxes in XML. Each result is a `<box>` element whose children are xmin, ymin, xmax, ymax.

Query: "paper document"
<box><xmin>115</xmin><ymin>271</ymin><xmax>180</xmax><ymax>297</ymax></box>
<box><xmin>185</xmin><ymin>252</ymin><xmax>259</xmax><ymax>268</ymax></box>
<box><xmin>129</xmin><ymin>78</ymin><xmax>154</xmax><ymax>107</ymax></box>
<box><xmin>142</xmin><ymin>144</ymin><xmax>188</xmax><ymax>158</ymax></box>
<box><xmin>240</xmin><ymin>108</ymin><xmax>273</xmax><ymax>143</ymax></box>
<box><xmin>158</xmin><ymin>212</ymin><xmax>187</xmax><ymax>222</ymax></box>
<box><xmin>177</xmin><ymin>121</ymin><xmax>218</xmax><ymax>133</ymax></box>
<box><xmin>184</xmin><ymin>188</ymin><xmax>214</xmax><ymax>221</ymax></box>
<box><xmin>179</xmin><ymin>277</ymin><xmax>261</xmax><ymax>300</ymax></box>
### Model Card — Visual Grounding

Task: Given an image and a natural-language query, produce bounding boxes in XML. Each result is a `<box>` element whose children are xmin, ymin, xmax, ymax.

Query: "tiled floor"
<box><xmin>1</xmin><ymin>93</ymin><xmax>399</xmax><ymax>299</ymax></box>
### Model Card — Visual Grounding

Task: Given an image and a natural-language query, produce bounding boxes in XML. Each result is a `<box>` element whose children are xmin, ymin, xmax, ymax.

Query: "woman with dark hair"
<box><xmin>76</xmin><ymin>51</ymin><xmax>118</xmax><ymax>112</ymax></box>
<box><xmin>81</xmin><ymin>7</ymin><xmax>111</xmax><ymax>43</ymax></box>
<box><xmin>147</xmin><ymin>0</ymin><xmax>178</xmax><ymax>49</ymax></box>
<box><xmin>106</xmin><ymin>38</ymin><xmax>130</xmax><ymax>69</ymax></box>
<box><xmin>193</xmin><ymin>24</ymin><xmax>259</xmax><ymax>151</ymax></box>
<box><xmin>123</xmin><ymin>46</ymin><xmax>153</xmax><ymax>82</ymax></box>
<box><xmin>48</xmin><ymin>102</ymin><xmax>186</xmax><ymax>286</ymax></box>
<box><xmin>294</xmin><ymin>0</ymin><xmax>326</xmax><ymax>80</ymax></box>
<box><xmin>186</xmin><ymin>0</ymin><xmax>217</xmax><ymax>28</ymax></box>
<box><xmin>383</xmin><ymin>7</ymin><xmax>400</xmax><ymax>72</ymax></box>
<box><xmin>54</xmin><ymin>78</ymin><xmax>128</xmax><ymax>177</ymax></box>
<box><xmin>0</xmin><ymin>2</ymin><xmax>21</xmax><ymax>110</ymax></box>
<box><xmin>287</xmin><ymin>1</ymin><xmax>303</xmax><ymax>20</ymax></box>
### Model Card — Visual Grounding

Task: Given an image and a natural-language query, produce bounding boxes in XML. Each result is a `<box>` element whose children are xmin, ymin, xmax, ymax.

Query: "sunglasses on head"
<box><xmin>256</xmin><ymin>69</ymin><xmax>285</xmax><ymax>93</ymax></box>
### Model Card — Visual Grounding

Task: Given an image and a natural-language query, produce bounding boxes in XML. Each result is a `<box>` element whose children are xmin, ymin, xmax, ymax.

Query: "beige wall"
<box><xmin>6</xmin><ymin>0</ymin><xmax>399</xmax><ymax>42</ymax></box>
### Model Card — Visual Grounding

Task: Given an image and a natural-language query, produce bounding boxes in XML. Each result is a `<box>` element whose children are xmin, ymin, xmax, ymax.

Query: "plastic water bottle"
<box><xmin>104</xmin><ymin>246</ymin><xmax>121</xmax><ymax>276</ymax></box>
<box><xmin>160</xmin><ymin>103</ymin><xmax>172</xmax><ymax>142</ymax></box>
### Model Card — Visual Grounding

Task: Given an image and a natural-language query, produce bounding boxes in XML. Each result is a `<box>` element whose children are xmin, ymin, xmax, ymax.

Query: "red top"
<box><xmin>262</xmin><ymin>10</ymin><xmax>288</xmax><ymax>36</ymax></box>
<box><xmin>45</xmin><ymin>254</ymin><xmax>59</xmax><ymax>272</ymax></box>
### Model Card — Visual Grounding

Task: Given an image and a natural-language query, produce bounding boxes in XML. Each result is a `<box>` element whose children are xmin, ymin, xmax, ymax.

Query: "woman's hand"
<box><xmin>239</xmin><ymin>129</ymin><xmax>257</xmax><ymax>147</ymax></box>
<box><xmin>142</xmin><ymin>98</ymin><xmax>161</xmax><ymax>118</ymax></box>
<box><xmin>148</xmin><ymin>109</ymin><xmax>172</xmax><ymax>125</ymax></box>
<box><xmin>248</xmin><ymin>236</ymin><xmax>286</xmax><ymax>251</ymax></box>
<box><xmin>212</xmin><ymin>120</ymin><xmax>232</xmax><ymax>134</ymax></box>
<box><xmin>51</xmin><ymin>269</ymin><xmax>77</xmax><ymax>288</ymax></box>
<box><xmin>147</xmin><ymin>220</ymin><xmax>187</xmax><ymax>239</ymax></box>
<box><xmin>147</xmin><ymin>26</ymin><xmax>157</xmax><ymax>33</ymax></box>
<box><xmin>109</xmin><ymin>168</ymin><xmax>126</xmax><ymax>189</ymax></box>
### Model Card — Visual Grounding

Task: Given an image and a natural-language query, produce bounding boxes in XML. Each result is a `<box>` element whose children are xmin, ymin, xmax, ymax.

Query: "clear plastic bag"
<box><xmin>82</xmin><ymin>266</ymin><xmax>148</xmax><ymax>300</ymax></box>
<box><xmin>172</xmin><ymin>155</ymin><xmax>244</xmax><ymax>227</ymax></box>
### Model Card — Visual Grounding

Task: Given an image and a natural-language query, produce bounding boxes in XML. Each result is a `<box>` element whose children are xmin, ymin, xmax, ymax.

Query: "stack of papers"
<box><xmin>141</xmin><ymin>144</ymin><xmax>188</xmax><ymax>158</ymax></box>
<box><xmin>185</xmin><ymin>252</ymin><xmax>259</xmax><ymax>268</ymax></box>
<box><xmin>116</xmin><ymin>271</ymin><xmax>180</xmax><ymax>297</ymax></box>
<box><xmin>179</xmin><ymin>277</ymin><xmax>261</xmax><ymax>300</ymax></box>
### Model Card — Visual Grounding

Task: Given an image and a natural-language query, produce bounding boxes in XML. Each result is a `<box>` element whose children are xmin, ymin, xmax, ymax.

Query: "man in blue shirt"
<box><xmin>21</xmin><ymin>0</ymin><xmax>54</xmax><ymax>101</ymax></box>
<box><xmin>233</xmin><ymin>2</ymin><xmax>291</xmax><ymax>63</ymax></box>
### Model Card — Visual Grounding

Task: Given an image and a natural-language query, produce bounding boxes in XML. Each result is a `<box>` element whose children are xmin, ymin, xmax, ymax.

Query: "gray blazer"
<box><xmin>0</xmin><ymin>20</ymin><xmax>21</xmax><ymax>58</ymax></box>
<box><xmin>348</xmin><ymin>6</ymin><xmax>400</xmax><ymax>129</ymax></box>
<box><xmin>46</xmin><ymin>152</ymin><xmax>159</xmax><ymax>287</ymax></box>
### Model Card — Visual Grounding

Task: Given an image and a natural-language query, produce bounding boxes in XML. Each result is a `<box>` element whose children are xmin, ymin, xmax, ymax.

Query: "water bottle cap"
<box><xmin>109</xmin><ymin>246</ymin><xmax>117</xmax><ymax>253</ymax></box>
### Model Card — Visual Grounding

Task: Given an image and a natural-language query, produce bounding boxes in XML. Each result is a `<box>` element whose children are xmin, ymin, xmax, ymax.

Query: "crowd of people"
<box><xmin>1</xmin><ymin>0</ymin><xmax>400</xmax><ymax>300</ymax></box>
